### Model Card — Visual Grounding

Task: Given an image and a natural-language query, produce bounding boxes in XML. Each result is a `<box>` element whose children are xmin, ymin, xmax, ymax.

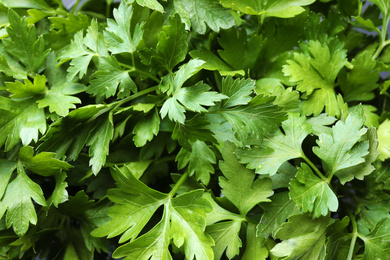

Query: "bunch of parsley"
<box><xmin>0</xmin><ymin>0</ymin><xmax>390</xmax><ymax>259</ymax></box>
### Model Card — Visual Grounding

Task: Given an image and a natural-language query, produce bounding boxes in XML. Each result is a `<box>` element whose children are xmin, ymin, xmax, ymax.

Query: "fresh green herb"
<box><xmin>0</xmin><ymin>0</ymin><xmax>390</xmax><ymax>259</ymax></box>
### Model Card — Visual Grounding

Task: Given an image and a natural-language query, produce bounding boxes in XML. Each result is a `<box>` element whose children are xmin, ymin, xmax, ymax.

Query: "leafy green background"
<box><xmin>0</xmin><ymin>0</ymin><xmax>390</xmax><ymax>259</ymax></box>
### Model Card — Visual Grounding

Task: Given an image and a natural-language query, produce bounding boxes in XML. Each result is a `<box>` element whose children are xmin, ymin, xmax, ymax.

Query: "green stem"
<box><xmin>372</xmin><ymin>14</ymin><xmax>390</xmax><ymax>59</ymax></box>
<box><xmin>302</xmin><ymin>155</ymin><xmax>327</xmax><ymax>181</ymax></box>
<box><xmin>71</xmin><ymin>0</ymin><xmax>81</xmax><ymax>14</ymax></box>
<box><xmin>119</xmin><ymin>62</ymin><xmax>160</xmax><ymax>83</ymax></box>
<box><xmin>106</xmin><ymin>1</ymin><xmax>111</xmax><ymax>18</ymax></box>
<box><xmin>152</xmin><ymin>155</ymin><xmax>177</xmax><ymax>165</ymax></box>
<box><xmin>108</xmin><ymin>86</ymin><xmax>158</xmax><ymax>110</ymax></box>
<box><xmin>169</xmin><ymin>172</ymin><xmax>188</xmax><ymax>197</ymax></box>
<box><xmin>347</xmin><ymin>212</ymin><xmax>358</xmax><ymax>260</ymax></box>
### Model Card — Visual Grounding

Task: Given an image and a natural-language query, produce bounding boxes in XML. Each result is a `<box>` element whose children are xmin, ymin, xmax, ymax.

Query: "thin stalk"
<box><xmin>106</xmin><ymin>1</ymin><xmax>111</xmax><ymax>18</ymax></box>
<box><xmin>302</xmin><ymin>155</ymin><xmax>327</xmax><ymax>182</ymax></box>
<box><xmin>71</xmin><ymin>0</ymin><xmax>81</xmax><ymax>14</ymax></box>
<box><xmin>152</xmin><ymin>155</ymin><xmax>177</xmax><ymax>165</ymax></box>
<box><xmin>372</xmin><ymin>14</ymin><xmax>390</xmax><ymax>59</ymax></box>
<box><xmin>119</xmin><ymin>62</ymin><xmax>160</xmax><ymax>83</ymax></box>
<box><xmin>108</xmin><ymin>86</ymin><xmax>158</xmax><ymax>110</ymax></box>
<box><xmin>169</xmin><ymin>172</ymin><xmax>188</xmax><ymax>197</ymax></box>
<box><xmin>104</xmin><ymin>155</ymin><xmax>176</xmax><ymax>168</ymax></box>
<box><xmin>347</xmin><ymin>212</ymin><xmax>358</xmax><ymax>260</ymax></box>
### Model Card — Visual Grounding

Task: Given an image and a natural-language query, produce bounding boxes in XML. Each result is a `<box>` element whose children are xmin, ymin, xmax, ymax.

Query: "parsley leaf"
<box><xmin>0</xmin><ymin>96</ymin><xmax>46</xmax><ymax>151</ymax></box>
<box><xmin>104</xmin><ymin>2</ymin><xmax>143</xmax><ymax>54</ymax></box>
<box><xmin>37</xmin><ymin>53</ymin><xmax>86</xmax><ymax>116</ymax></box>
<box><xmin>0</xmin><ymin>166</ymin><xmax>46</xmax><ymax>236</ymax></box>
<box><xmin>172</xmin><ymin>0</ymin><xmax>235</xmax><ymax>34</ymax></box>
<box><xmin>361</xmin><ymin>217</ymin><xmax>390</xmax><ymax>259</ymax></box>
<box><xmin>221</xmin><ymin>0</ymin><xmax>315</xmax><ymax>18</ymax></box>
<box><xmin>176</xmin><ymin>140</ymin><xmax>216</xmax><ymax>185</ymax></box>
<box><xmin>236</xmin><ymin>113</ymin><xmax>311</xmax><ymax>175</ymax></box>
<box><xmin>289</xmin><ymin>163</ymin><xmax>339</xmax><ymax>218</ymax></box>
<box><xmin>3</xmin><ymin>9</ymin><xmax>50</xmax><ymax>75</ymax></box>
<box><xmin>88</xmin><ymin>56</ymin><xmax>137</xmax><ymax>98</ymax></box>
<box><xmin>219</xmin><ymin>141</ymin><xmax>274</xmax><ymax>216</ymax></box>
<box><xmin>313</xmin><ymin>108</ymin><xmax>370</xmax><ymax>181</ymax></box>
<box><xmin>271</xmin><ymin>214</ymin><xmax>328</xmax><ymax>259</ymax></box>
<box><xmin>283</xmin><ymin>39</ymin><xmax>347</xmax><ymax>116</ymax></box>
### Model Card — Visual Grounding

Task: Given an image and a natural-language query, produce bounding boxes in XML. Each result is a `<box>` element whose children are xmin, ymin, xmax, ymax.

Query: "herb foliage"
<box><xmin>0</xmin><ymin>0</ymin><xmax>390</xmax><ymax>259</ymax></box>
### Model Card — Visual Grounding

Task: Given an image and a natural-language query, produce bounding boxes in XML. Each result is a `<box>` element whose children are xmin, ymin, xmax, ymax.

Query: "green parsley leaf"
<box><xmin>37</xmin><ymin>53</ymin><xmax>86</xmax><ymax>116</ymax></box>
<box><xmin>242</xmin><ymin>223</ymin><xmax>269</xmax><ymax>260</ymax></box>
<box><xmin>58</xmin><ymin>20</ymin><xmax>106</xmax><ymax>81</ymax></box>
<box><xmin>133</xmin><ymin>109</ymin><xmax>160</xmax><ymax>147</ymax></box>
<box><xmin>236</xmin><ymin>113</ymin><xmax>311</xmax><ymax>175</ymax></box>
<box><xmin>190</xmin><ymin>47</ymin><xmax>245</xmax><ymax>76</ymax></box>
<box><xmin>175</xmin><ymin>82</ymin><xmax>227</xmax><ymax>112</ymax></box>
<box><xmin>91</xmin><ymin>166</ymin><xmax>167</xmax><ymax>242</ymax></box>
<box><xmin>378</xmin><ymin>119</ymin><xmax>390</xmax><ymax>161</ymax></box>
<box><xmin>155</xmin><ymin>14</ymin><xmax>188</xmax><ymax>71</ymax></box>
<box><xmin>86</xmin><ymin>115</ymin><xmax>114</xmax><ymax>174</ymax></box>
<box><xmin>19</xmin><ymin>146</ymin><xmax>72</xmax><ymax>176</ymax></box>
<box><xmin>38</xmin><ymin>105</ymin><xmax>113</xmax><ymax>174</ymax></box>
<box><xmin>335</xmin><ymin>127</ymin><xmax>378</xmax><ymax>184</ymax></box>
<box><xmin>204</xmin><ymin>192</ymin><xmax>244</xmax><ymax>259</ymax></box>
<box><xmin>289</xmin><ymin>163</ymin><xmax>338</xmax><ymax>218</ymax></box>
<box><xmin>176</xmin><ymin>140</ymin><xmax>216</xmax><ymax>185</ymax></box>
<box><xmin>271</xmin><ymin>214</ymin><xmax>328</xmax><ymax>259</ymax></box>
<box><xmin>283</xmin><ymin>39</ymin><xmax>347</xmax><ymax>117</ymax></box>
<box><xmin>0</xmin><ymin>167</ymin><xmax>46</xmax><ymax>236</ymax></box>
<box><xmin>218</xmin><ymin>95</ymin><xmax>286</xmax><ymax>144</ymax></box>
<box><xmin>361</xmin><ymin>217</ymin><xmax>390</xmax><ymax>259</ymax></box>
<box><xmin>3</xmin><ymin>9</ymin><xmax>50</xmax><ymax>74</ymax></box>
<box><xmin>113</xmin><ymin>215</ymin><xmax>171</xmax><ymax>260</ymax></box>
<box><xmin>94</xmin><ymin>166</ymin><xmax>214</xmax><ymax>260</ymax></box>
<box><xmin>0</xmin><ymin>160</ymin><xmax>16</xmax><ymax>200</ymax></box>
<box><xmin>219</xmin><ymin>142</ymin><xmax>274</xmax><ymax>216</ymax></box>
<box><xmin>218</xmin><ymin>28</ymin><xmax>263</xmax><ymax>72</ymax></box>
<box><xmin>126</xmin><ymin>0</ymin><xmax>164</xmax><ymax>13</ymax></box>
<box><xmin>48</xmin><ymin>172</ymin><xmax>68</xmax><ymax>207</ymax></box>
<box><xmin>104</xmin><ymin>2</ymin><xmax>143</xmax><ymax>54</ymax></box>
<box><xmin>169</xmin><ymin>190</ymin><xmax>214</xmax><ymax>260</ymax></box>
<box><xmin>339</xmin><ymin>51</ymin><xmax>380</xmax><ymax>102</ymax></box>
<box><xmin>313</xmin><ymin>108</ymin><xmax>370</xmax><ymax>180</ymax></box>
<box><xmin>220</xmin><ymin>76</ymin><xmax>255</xmax><ymax>109</ymax></box>
<box><xmin>172</xmin><ymin>115</ymin><xmax>218</xmax><ymax>150</ymax></box>
<box><xmin>49</xmin><ymin>13</ymin><xmax>91</xmax><ymax>34</ymax></box>
<box><xmin>221</xmin><ymin>0</ymin><xmax>315</xmax><ymax>18</ymax></box>
<box><xmin>88</xmin><ymin>56</ymin><xmax>137</xmax><ymax>98</ymax></box>
<box><xmin>3</xmin><ymin>74</ymin><xmax>45</xmax><ymax>99</ymax></box>
<box><xmin>160</xmin><ymin>60</ymin><xmax>227</xmax><ymax>123</ymax></box>
<box><xmin>257</xmin><ymin>191</ymin><xmax>301</xmax><ymax>239</ymax></box>
<box><xmin>206</xmin><ymin>221</ymin><xmax>242</xmax><ymax>260</ymax></box>
<box><xmin>1</xmin><ymin>0</ymin><xmax>51</xmax><ymax>10</ymax></box>
<box><xmin>172</xmin><ymin>0</ymin><xmax>234</xmax><ymax>34</ymax></box>
<box><xmin>0</xmin><ymin>96</ymin><xmax>46</xmax><ymax>151</ymax></box>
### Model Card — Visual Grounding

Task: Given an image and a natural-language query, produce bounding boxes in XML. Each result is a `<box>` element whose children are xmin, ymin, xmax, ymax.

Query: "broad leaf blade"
<box><xmin>219</xmin><ymin>142</ymin><xmax>273</xmax><ymax>216</ymax></box>
<box><xmin>289</xmin><ymin>164</ymin><xmax>338</xmax><ymax>218</ymax></box>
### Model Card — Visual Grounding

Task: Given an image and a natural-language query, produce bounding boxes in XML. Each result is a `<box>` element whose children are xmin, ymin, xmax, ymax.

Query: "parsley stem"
<box><xmin>109</xmin><ymin>86</ymin><xmax>158</xmax><ymax>110</ymax></box>
<box><xmin>169</xmin><ymin>172</ymin><xmax>188</xmax><ymax>197</ymax></box>
<box><xmin>372</xmin><ymin>14</ymin><xmax>390</xmax><ymax>59</ymax></box>
<box><xmin>347</xmin><ymin>212</ymin><xmax>358</xmax><ymax>260</ymax></box>
<box><xmin>71</xmin><ymin>0</ymin><xmax>81</xmax><ymax>14</ymax></box>
<box><xmin>119</xmin><ymin>62</ymin><xmax>160</xmax><ymax>83</ymax></box>
<box><xmin>152</xmin><ymin>155</ymin><xmax>177</xmax><ymax>165</ymax></box>
<box><xmin>302</xmin><ymin>155</ymin><xmax>327</xmax><ymax>182</ymax></box>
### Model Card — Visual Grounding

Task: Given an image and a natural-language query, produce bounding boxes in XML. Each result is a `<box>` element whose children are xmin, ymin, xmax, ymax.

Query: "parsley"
<box><xmin>0</xmin><ymin>0</ymin><xmax>390</xmax><ymax>259</ymax></box>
